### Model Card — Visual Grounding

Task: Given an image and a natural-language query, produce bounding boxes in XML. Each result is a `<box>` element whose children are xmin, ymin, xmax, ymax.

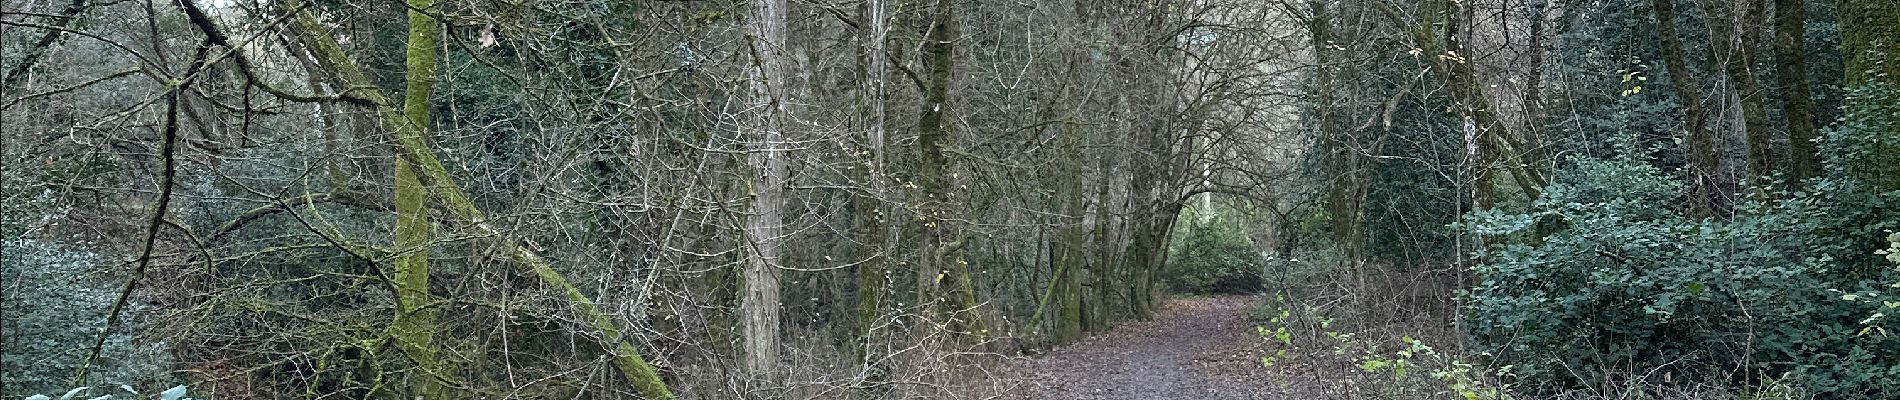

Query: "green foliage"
<box><xmin>2</xmin><ymin>240</ymin><xmax>172</xmax><ymax>397</ymax></box>
<box><xmin>1358</xmin><ymin>71</ymin><xmax>1465</xmax><ymax>264</ymax></box>
<box><xmin>1253</xmin><ymin>294</ymin><xmax>1514</xmax><ymax>399</ymax></box>
<box><xmin>1164</xmin><ymin>205</ymin><xmax>1264</xmax><ymax>294</ymax></box>
<box><xmin>1463</xmin><ymin>156</ymin><xmax>1900</xmax><ymax>397</ymax></box>
<box><xmin>1824</xmin><ymin>83</ymin><xmax>1900</xmax><ymax>190</ymax></box>
<box><xmin>1355</xmin><ymin>336</ymin><xmax>1514</xmax><ymax>400</ymax></box>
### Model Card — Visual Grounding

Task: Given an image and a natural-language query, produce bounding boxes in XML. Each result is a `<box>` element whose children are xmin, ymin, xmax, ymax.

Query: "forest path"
<box><xmin>990</xmin><ymin>295</ymin><xmax>1289</xmax><ymax>399</ymax></box>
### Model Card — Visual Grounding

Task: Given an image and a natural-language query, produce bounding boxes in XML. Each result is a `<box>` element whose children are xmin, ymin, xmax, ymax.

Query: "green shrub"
<box><xmin>2</xmin><ymin>240</ymin><xmax>173</xmax><ymax>397</ymax></box>
<box><xmin>1165</xmin><ymin>206</ymin><xmax>1265</xmax><ymax>294</ymax></box>
<box><xmin>1463</xmin><ymin>157</ymin><xmax>1900</xmax><ymax>397</ymax></box>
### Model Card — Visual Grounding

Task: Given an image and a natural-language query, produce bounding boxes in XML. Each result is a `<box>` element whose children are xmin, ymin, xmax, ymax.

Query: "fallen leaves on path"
<box><xmin>987</xmin><ymin>296</ymin><xmax>1296</xmax><ymax>400</ymax></box>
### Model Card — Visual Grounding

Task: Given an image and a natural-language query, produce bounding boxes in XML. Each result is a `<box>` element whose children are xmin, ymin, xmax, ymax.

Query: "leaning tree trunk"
<box><xmin>1652</xmin><ymin>0</ymin><xmax>1727</xmax><ymax>217</ymax></box>
<box><xmin>1698</xmin><ymin>0</ymin><xmax>1776</xmax><ymax>191</ymax></box>
<box><xmin>1</xmin><ymin>0</ymin><xmax>92</xmax><ymax>89</ymax></box>
<box><xmin>283</xmin><ymin>1</ymin><xmax>675</xmax><ymax>397</ymax></box>
<box><xmin>1378</xmin><ymin>0</ymin><xmax>1546</xmax><ymax>207</ymax></box>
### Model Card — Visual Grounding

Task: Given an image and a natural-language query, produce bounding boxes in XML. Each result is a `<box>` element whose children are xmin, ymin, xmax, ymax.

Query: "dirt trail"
<box><xmin>992</xmin><ymin>296</ymin><xmax>1287</xmax><ymax>400</ymax></box>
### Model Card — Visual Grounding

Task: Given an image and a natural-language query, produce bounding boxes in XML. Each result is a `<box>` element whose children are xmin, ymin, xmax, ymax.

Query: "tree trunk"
<box><xmin>854</xmin><ymin>0</ymin><xmax>892</xmax><ymax>368</ymax></box>
<box><xmin>1773</xmin><ymin>0</ymin><xmax>1819</xmax><ymax>182</ymax></box>
<box><xmin>741</xmin><ymin>0</ymin><xmax>789</xmax><ymax>381</ymax></box>
<box><xmin>1378</xmin><ymin>0</ymin><xmax>1546</xmax><ymax>205</ymax></box>
<box><xmin>1311</xmin><ymin>0</ymin><xmax>1377</xmax><ymax>263</ymax></box>
<box><xmin>1523</xmin><ymin>0</ymin><xmax>1553</xmax><ymax>180</ymax></box>
<box><xmin>1113</xmin><ymin>1</ymin><xmax>1176</xmax><ymax>320</ymax></box>
<box><xmin>915</xmin><ymin>0</ymin><xmax>989</xmax><ymax>340</ymax></box>
<box><xmin>1841</xmin><ymin>0</ymin><xmax>1900</xmax><ymax>87</ymax></box>
<box><xmin>1652</xmin><ymin>0</ymin><xmax>1727</xmax><ymax>217</ymax></box>
<box><xmin>1124</xmin><ymin>131</ymin><xmax>1163</xmax><ymax>319</ymax></box>
<box><xmin>390</xmin><ymin>1</ymin><xmax>444</xmax><ymax>397</ymax></box>
<box><xmin>1840</xmin><ymin>0</ymin><xmax>1900</xmax><ymax>191</ymax></box>
<box><xmin>1054</xmin><ymin>119</ymin><xmax>1086</xmax><ymax>343</ymax></box>
<box><xmin>1312</xmin><ymin>0</ymin><xmax>1352</xmax><ymax>261</ymax></box>
<box><xmin>1088</xmin><ymin>157</ymin><xmax>1115</xmax><ymax>332</ymax></box>
<box><xmin>1451</xmin><ymin>0</ymin><xmax>1512</xmax><ymax>210</ymax></box>
<box><xmin>1698</xmin><ymin>0</ymin><xmax>1775</xmax><ymax>190</ymax></box>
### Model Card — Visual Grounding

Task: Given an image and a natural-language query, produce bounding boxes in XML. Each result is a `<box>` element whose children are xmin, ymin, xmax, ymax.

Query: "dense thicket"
<box><xmin>4</xmin><ymin>0</ymin><xmax>1897</xmax><ymax>398</ymax></box>
<box><xmin>3</xmin><ymin>0</ymin><xmax>1302</xmax><ymax>398</ymax></box>
<box><xmin>1263</xmin><ymin>0</ymin><xmax>1899</xmax><ymax>397</ymax></box>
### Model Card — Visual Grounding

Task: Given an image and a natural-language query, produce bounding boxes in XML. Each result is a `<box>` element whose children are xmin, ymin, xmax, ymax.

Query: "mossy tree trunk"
<box><xmin>1697</xmin><ymin>0</ymin><xmax>1776</xmax><ymax>191</ymax></box>
<box><xmin>1522</xmin><ymin>0</ymin><xmax>1553</xmax><ymax>179</ymax></box>
<box><xmin>1379</xmin><ymin>0</ymin><xmax>1547</xmax><ymax>212</ymax></box>
<box><xmin>388</xmin><ymin>0</ymin><xmax>444</xmax><ymax>397</ymax></box>
<box><xmin>1054</xmin><ymin>118</ymin><xmax>1085</xmax><ymax>343</ymax></box>
<box><xmin>914</xmin><ymin>0</ymin><xmax>989</xmax><ymax>341</ymax></box>
<box><xmin>1652</xmin><ymin>0</ymin><xmax>1727</xmax><ymax>217</ymax></box>
<box><xmin>915</xmin><ymin>0</ymin><xmax>949</xmax><ymax>313</ymax></box>
<box><xmin>1773</xmin><ymin>0</ymin><xmax>1820</xmax><ymax>182</ymax></box>
<box><xmin>1087</xmin><ymin>158</ymin><xmax>1115</xmax><ymax>331</ymax></box>
<box><xmin>1841</xmin><ymin>0</ymin><xmax>1900</xmax><ymax>87</ymax></box>
<box><xmin>1311</xmin><ymin>0</ymin><xmax>1375</xmax><ymax>263</ymax></box>
<box><xmin>282</xmin><ymin>1</ymin><xmax>674</xmax><ymax>397</ymax></box>
<box><xmin>1113</xmin><ymin>0</ymin><xmax>1174</xmax><ymax>320</ymax></box>
<box><xmin>1841</xmin><ymin>0</ymin><xmax>1900</xmax><ymax>192</ymax></box>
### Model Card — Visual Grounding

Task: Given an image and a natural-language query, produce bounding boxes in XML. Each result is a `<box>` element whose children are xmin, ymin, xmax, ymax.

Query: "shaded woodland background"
<box><xmin>2</xmin><ymin>0</ymin><xmax>1897</xmax><ymax>398</ymax></box>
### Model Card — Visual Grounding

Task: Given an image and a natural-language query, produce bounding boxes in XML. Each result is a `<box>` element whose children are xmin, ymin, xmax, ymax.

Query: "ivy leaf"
<box><xmin>158</xmin><ymin>385</ymin><xmax>189</xmax><ymax>400</ymax></box>
<box><xmin>58</xmin><ymin>387</ymin><xmax>90</xmax><ymax>400</ymax></box>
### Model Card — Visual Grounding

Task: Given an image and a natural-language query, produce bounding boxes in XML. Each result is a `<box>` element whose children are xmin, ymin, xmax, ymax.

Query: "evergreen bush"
<box><xmin>1463</xmin><ymin>154</ymin><xmax>1900</xmax><ymax>397</ymax></box>
<box><xmin>1165</xmin><ymin>206</ymin><xmax>1266</xmax><ymax>294</ymax></box>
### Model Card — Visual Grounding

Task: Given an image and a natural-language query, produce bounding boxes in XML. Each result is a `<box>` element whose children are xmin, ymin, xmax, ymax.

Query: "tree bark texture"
<box><xmin>1652</xmin><ymin>0</ymin><xmax>1728</xmax><ymax>216</ymax></box>
<box><xmin>1773</xmin><ymin>0</ymin><xmax>1819</xmax><ymax>181</ymax></box>
<box><xmin>741</xmin><ymin>0</ymin><xmax>790</xmax><ymax>381</ymax></box>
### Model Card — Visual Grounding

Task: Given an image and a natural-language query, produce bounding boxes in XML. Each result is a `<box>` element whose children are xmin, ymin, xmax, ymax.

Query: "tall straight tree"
<box><xmin>854</xmin><ymin>0</ymin><xmax>892</xmax><ymax>364</ymax></box>
<box><xmin>1447</xmin><ymin>0</ymin><xmax>1497</xmax><ymax>216</ymax></box>
<box><xmin>1311</xmin><ymin>0</ymin><xmax>1376</xmax><ymax>263</ymax></box>
<box><xmin>389</xmin><ymin>0</ymin><xmax>445</xmax><ymax>397</ymax></box>
<box><xmin>1114</xmin><ymin>0</ymin><xmax>1179</xmax><ymax>319</ymax></box>
<box><xmin>741</xmin><ymin>0</ymin><xmax>790</xmax><ymax>380</ymax></box>
<box><xmin>1773</xmin><ymin>0</ymin><xmax>1819</xmax><ymax>181</ymax></box>
<box><xmin>1053</xmin><ymin>117</ymin><xmax>1086</xmax><ymax>342</ymax></box>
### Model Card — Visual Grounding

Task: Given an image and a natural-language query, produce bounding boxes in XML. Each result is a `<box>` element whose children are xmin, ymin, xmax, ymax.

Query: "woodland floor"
<box><xmin>989</xmin><ymin>295</ymin><xmax>1295</xmax><ymax>399</ymax></box>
